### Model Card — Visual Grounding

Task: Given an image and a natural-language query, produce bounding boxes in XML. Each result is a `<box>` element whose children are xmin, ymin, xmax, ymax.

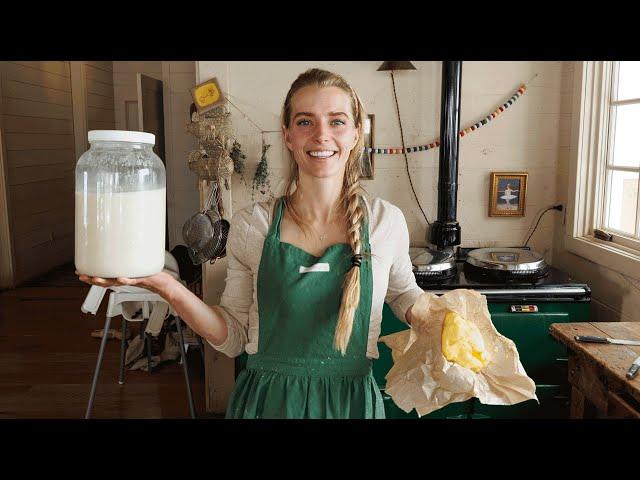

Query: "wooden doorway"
<box><xmin>137</xmin><ymin>74</ymin><xmax>169</xmax><ymax>251</ymax></box>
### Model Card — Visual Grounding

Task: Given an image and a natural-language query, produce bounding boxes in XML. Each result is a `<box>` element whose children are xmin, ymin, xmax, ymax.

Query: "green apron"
<box><xmin>226</xmin><ymin>197</ymin><xmax>384</xmax><ymax>419</ymax></box>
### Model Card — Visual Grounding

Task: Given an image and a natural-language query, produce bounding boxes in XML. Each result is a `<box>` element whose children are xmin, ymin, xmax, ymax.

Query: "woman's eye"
<box><xmin>296</xmin><ymin>119</ymin><xmax>311</xmax><ymax>126</ymax></box>
<box><xmin>331</xmin><ymin>119</ymin><xmax>346</xmax><ymax>126</ymax></box>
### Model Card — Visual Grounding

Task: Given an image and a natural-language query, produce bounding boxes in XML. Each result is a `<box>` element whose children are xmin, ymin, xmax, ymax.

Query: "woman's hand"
<box><xmin>75</xmin><ymin>270</ymin><xmax>177</xmax><ymax>300</ymax></box>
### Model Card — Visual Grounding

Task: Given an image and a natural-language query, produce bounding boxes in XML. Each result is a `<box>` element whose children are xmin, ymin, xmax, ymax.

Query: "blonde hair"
<box><xmin>281</xmin><ymin>68</ymin><xmax>367</xmax><ymax>355</ymax></box>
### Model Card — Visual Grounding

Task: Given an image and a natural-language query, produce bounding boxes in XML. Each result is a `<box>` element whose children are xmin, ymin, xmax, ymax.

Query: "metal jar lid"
<box><xmin>409</xmin><ymin>247</ymin><xmax>456</xmax><ymax>272</ymax></box>
<box><xmin>88</xmin><ymin>130</ymin><xmax>155</xmax><ymax>145</ymax></box>
<box><xmin>465</xmin><ymin>247</ymin><xmax>546</xmax><ymax>272</ymax></box>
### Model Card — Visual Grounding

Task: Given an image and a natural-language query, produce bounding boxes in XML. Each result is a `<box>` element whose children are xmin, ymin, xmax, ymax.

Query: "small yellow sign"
<box><xmin>191</xmin><ymin>77</ymin><xmax>225</xmax><ymax>113</ymax></box>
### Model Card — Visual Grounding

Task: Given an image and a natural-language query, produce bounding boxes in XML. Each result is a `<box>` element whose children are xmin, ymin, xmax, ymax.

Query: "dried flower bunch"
<box><xmin>186</xmin><ymin>105</ymin><xmax>235</xmax><ymax>188</ymax></box>
<box><xmin>252</xmin><ymin>142</ymin><xmax>271</xmax><ymax>197</ymax></box>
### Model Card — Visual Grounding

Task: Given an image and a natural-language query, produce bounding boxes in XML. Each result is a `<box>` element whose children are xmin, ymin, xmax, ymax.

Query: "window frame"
<box><xmin>566</xmin><ymin>61</ymin><xmax>640</xmax><ymax>280</ymax></box>
<box><xmin>600</xmin><ymin>62</ymin><xmax>640</xmax><ymax>248</ymax></box>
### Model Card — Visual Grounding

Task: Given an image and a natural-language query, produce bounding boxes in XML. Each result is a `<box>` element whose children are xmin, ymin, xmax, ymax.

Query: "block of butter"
<box><xmin>441</xmin><ymin>311</ymin><xmax>490</xmax><ymax>372</ymax></box>
<box><xmin>379</xmin><ymin>289</ymin><xmax>537</xmax><ymax>417</ymax></box>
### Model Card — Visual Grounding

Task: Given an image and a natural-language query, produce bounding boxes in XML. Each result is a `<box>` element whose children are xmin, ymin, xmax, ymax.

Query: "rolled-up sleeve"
<box><xmin>206</xmin><ymin>208</ymin><xmax>253</xmax><ymax>358</ymax></box>
<box><xmin>384</xmin><ymin>206</ymin><xmax>423</xmax><ymax>324</ymax></box>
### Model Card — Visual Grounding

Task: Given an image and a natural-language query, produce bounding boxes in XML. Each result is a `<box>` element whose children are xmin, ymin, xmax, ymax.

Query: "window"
<box><xmin>566</xmin><ymin>61</ymin><xmax>640</xmax><ymax>280</ymax></box>
<box><xmin>600</xmin><ymin>62</ymin><xmax>640</xmax><ymax>250</ymax></box>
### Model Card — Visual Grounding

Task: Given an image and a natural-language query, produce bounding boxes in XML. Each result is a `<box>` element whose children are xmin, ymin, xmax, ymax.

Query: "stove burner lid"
<box><xmin>410</xmin><ymin>247</ymin><xmax>456</xmax><ymax>272</ymax></box>
<box><xmin>465</xmin><ymin>247</ymin><xmax>546</xmax><ymax>272</ymax></box>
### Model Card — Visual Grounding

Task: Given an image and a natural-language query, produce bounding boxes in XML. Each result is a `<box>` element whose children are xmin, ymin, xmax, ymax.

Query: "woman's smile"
<box><xmin>306</xmin><ymin>149</ymin><xmax>338</xmax><ymax>162</ymax></box>
<box><xmin>307</xmin><ymin>149</ymin><xmax>337</xmax><ymax>158</ymax></box>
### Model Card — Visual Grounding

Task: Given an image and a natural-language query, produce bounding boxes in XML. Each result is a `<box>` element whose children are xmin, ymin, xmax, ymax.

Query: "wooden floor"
<box><xmin>0</xmin><ymin>265</ymin><xmax>213</xmax><ymax>419</ymax></box>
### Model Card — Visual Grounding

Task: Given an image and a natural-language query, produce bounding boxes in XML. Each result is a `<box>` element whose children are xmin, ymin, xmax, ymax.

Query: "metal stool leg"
<box><xmin>119</xmin><ymin>319</ymin><xmax>127</xmax><ymax>385</ymax></box>
<box><xmin>196</xmin><ymin>335</ymin><xmax>206</xmax><ymax>369</ymax></box>
<box><xmin>145</xmin><ymin>333</ymin><xmax>153</xmax><ymax>374</ymax></box>
<box><xmin>175</xmin><ymin>316</ymin><xmax>196</xmax><ymax>419</ymax></box>
<box><xmin>85</xmin><ymin>315</ymin><xmax>112</xmax><ymax>419</ymax></box>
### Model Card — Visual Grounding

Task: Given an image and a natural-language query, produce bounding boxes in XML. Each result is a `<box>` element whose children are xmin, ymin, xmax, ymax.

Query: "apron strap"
<box><xmin>267</xmin><ymin>197</ymin><xmax>285</xmax><ymax>239</ymax></box>
<box><xmin>268</xmin><ymin>196</ymin><xmax>371</xmax><ymax>249</ymax></box>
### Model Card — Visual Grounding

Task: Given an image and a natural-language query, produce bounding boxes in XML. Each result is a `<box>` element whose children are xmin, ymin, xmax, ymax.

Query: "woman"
<box><xmin>77</xmin><ymin>68</ymin><xmax>423</xmax><ymax>419</ymax></box>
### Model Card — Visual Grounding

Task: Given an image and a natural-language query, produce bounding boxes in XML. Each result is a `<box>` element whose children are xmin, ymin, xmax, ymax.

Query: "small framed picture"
<box><xmin>360</xmin><ymin>114</ymin><xmax>375</xmax><ymax>180</ymax></box>
<box><xmin>190</xmin><ymin>77</ymin><xmax>225</xmax><ymax>114</ymax></box>
<box><xmin>489</xmin><ymin>172</ymin><xmax>528</xmax><ymax>217</ymax></box>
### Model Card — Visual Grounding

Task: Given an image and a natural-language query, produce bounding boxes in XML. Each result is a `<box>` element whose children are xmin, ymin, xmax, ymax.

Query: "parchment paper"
<box><xmin>379</xmin><ymin>289</ymin><xmax>538</xmax><ymax>417</ymax></box>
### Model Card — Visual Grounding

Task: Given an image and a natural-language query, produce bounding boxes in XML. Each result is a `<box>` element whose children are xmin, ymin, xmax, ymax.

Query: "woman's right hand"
<box><xmin>77</xmin><ymin>269</ymin><xmax>230</xmax><ymax>348</ymax></box>
<box><xmin>75</xmin><ymin>270</ymin><xmax>177</xmax><ymax>300</ymax></box>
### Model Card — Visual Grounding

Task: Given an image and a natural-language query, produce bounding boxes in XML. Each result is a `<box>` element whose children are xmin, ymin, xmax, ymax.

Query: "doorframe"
<box><xmin>161</xmin><ymin>62</ymin><xmax>176</xmax><ymax>250</ymax></box>
<box><xmin>137</xmin><ymin>73</ymin><xmax>170</xmax><ymax>251</ymax></box>
<box><xmin>0</xmin><ymin>65</ymin><xmax>16</xmax><ymax>289</ymax></box>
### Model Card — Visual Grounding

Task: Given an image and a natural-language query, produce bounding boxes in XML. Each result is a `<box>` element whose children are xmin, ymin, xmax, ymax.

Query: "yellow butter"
<box><xmin>441</xmin><ymin>311</ymin><xmax>490</xmax><ymax>372</ymax></box>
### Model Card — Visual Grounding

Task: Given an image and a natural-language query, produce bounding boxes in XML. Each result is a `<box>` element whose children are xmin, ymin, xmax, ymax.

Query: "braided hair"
<box><xmin>281</xmin><ymin>68</ymin><xmax>367</xmax><ymax>355</ymax></box>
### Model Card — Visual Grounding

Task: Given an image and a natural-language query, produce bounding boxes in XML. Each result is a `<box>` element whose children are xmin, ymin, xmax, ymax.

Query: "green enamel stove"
<box><xmin>374</xmin><ymin>247</ymin><xmax>591</xmax><ymax>419</ymax></box>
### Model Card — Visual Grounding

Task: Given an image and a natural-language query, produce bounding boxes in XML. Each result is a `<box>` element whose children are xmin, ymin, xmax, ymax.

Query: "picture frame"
<box><xmin>190</xmin><ymin>77</ymin><xmax>225</xmax><ymax>114</ymax></box>
<box><xmin>360</xmin><ymin>114</ymin><xmax>375</xmax><ymax>180</ymax></box>
<box><xmin>489</xmin><ymin>172</ymin><xmax>528</xmax><ymax>217</ymax></box>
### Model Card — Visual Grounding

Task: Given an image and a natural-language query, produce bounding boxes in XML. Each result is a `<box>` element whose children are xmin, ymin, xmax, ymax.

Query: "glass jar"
<box><xmin>75</xmin><ymin>130</ymin><xmax>166</xmax><ymax>278</ymax></box>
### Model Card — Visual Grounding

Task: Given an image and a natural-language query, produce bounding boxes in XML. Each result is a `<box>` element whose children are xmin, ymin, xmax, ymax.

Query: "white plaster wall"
<box><xmin>197</xmin><ymin>61</ymin><xmax>570</xmax><ymax>265</ymax></box>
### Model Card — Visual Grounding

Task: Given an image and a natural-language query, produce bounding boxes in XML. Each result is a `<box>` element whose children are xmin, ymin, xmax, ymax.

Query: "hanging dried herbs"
<box><xmin>253</xmin><ymin>142</ymin><xmax>271</xmax><ymax>197</ymax></box>
<box><xmin>229</xmin><ymin>140</ymin><xmax>246</xmax><ymax>175</ymax></box>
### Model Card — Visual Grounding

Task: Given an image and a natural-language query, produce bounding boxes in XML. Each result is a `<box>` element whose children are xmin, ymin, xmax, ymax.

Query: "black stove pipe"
<box><xmin>431</xmin><ymin>61</ymin><xmax>462</xmax><ymax>249</ymax></box>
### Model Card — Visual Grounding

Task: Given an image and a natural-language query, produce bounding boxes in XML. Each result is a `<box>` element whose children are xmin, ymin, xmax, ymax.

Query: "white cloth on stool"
<box><xmin>125</xmin><ymin>326</ymin><xmax>183</xmax><ymax>371</ymax></box>
<box><xmin>120</xmin><ymin>301</ymin><xmax>170</xmax><ymax>337</ymax></box>
<box><xmin>119</xmin><ymin>264</ymin><xmax>180</xmax><ymax>337</ymax></box>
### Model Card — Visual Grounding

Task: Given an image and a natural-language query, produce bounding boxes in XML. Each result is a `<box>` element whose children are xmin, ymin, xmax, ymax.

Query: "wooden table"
<box><xmin>550</xmin><ymin>322</ymin><xmax>640</xmax><ymax>419</ymax></box>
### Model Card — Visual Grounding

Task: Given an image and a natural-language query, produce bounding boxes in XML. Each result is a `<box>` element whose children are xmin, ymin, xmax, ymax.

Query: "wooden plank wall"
<box><xmin>85</xmin><ymin>62</ymin><xmax>115</xmax><ymax>133</ymax></box>
<box><xmin>0</xmin><ymin>61</ymin><xmax>115</xmax><ymax>285</ymax></box>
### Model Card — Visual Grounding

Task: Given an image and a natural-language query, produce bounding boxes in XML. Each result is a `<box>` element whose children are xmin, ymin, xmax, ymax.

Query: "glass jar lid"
<box><xmin>88</xmin><ymin>130</ymin><xmax>155</xmax><ymax>145</ymax></box>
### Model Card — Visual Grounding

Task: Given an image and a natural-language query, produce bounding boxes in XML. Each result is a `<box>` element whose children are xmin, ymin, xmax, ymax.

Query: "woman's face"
<box><xmin>283</xmin><ymin>85</ymin><xmax>359</xmax><ymax>180</ymax></box>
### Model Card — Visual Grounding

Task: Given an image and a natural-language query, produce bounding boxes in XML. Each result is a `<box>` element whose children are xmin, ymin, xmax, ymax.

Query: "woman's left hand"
<box><xmin>75</xmin><ymin>270</ymin><xmax>176</xmax><ymax>299</ymax></box>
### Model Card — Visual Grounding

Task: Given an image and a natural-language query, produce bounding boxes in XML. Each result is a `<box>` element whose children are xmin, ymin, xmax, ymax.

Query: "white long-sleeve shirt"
<box><xmin>207</xmin><ymin>195</ymin><xmax>423</xmax><ymax>359</ymax></box>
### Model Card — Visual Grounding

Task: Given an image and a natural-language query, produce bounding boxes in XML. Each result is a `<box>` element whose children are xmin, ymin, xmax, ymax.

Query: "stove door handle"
<box><xmin>574</xmin><ymin>335</ymin><xmax>609</xmax><ymax>344</ymax></box>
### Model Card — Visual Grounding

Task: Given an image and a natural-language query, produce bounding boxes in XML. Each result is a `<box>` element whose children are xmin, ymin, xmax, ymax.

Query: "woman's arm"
<box><xmin>76</xmin><ymin>206</ymin><xmax>256</xmax><ymax>357</ymax></box>
<box><xmin>76</xmin><ymin>270</ymin><xmax>231</xmax><ymax>347</ymax></box>
<box><xmin>166</xmin><ymin>279</ymin><xmax>230</xmax><ymax>346</ymax></box>
<box><xmin>384</xmin><ymin>205</ymin><xmax>423</xmax><ymax>326</ymax></box>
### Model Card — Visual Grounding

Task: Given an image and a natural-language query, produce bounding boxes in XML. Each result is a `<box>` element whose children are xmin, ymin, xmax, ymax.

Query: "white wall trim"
<box><xmin>198</xmin><ymin>62</ymin><xmax>233</xmax><ymax>304</ymax></box>
<box><xmin>565</xmin><ymin>235</ymin><xmax>640</xmax><ymax>279</ymax></box>
<box><xmin>565</xmin><ymin>60</ymin><xmax>640</xmax><ymax>280</ymax></box>
<box><xmin>161</xmin><ymin>62</ymin><xmax>177</xmax><ymax>250</ymax></box>
<box><xmin>197</xmin><ymin>61</ymin><xmax>235</xmax><ymax>415</ymax></box>
<box><xmin>0</xmin><ymin>68</ymin><xmax>16</xmax><ymax>288</ymax></box>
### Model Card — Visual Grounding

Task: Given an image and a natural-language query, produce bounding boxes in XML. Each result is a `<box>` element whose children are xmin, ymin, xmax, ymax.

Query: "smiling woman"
<box><xmin>280</xmin><ymin>73</ymin><xmax>365</xmax><ymax>355</ymax></box>
<box><xmin>76</xmin><ymin>68</ymin><xmax>424</xmax><ymax>419</ymax></box>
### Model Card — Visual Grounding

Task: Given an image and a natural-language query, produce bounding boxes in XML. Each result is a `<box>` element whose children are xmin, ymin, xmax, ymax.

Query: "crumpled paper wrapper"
<box><xmin>379</xmin><ymin>289</ymin><xmax>537</xmax><ymax>417</ymax></box>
